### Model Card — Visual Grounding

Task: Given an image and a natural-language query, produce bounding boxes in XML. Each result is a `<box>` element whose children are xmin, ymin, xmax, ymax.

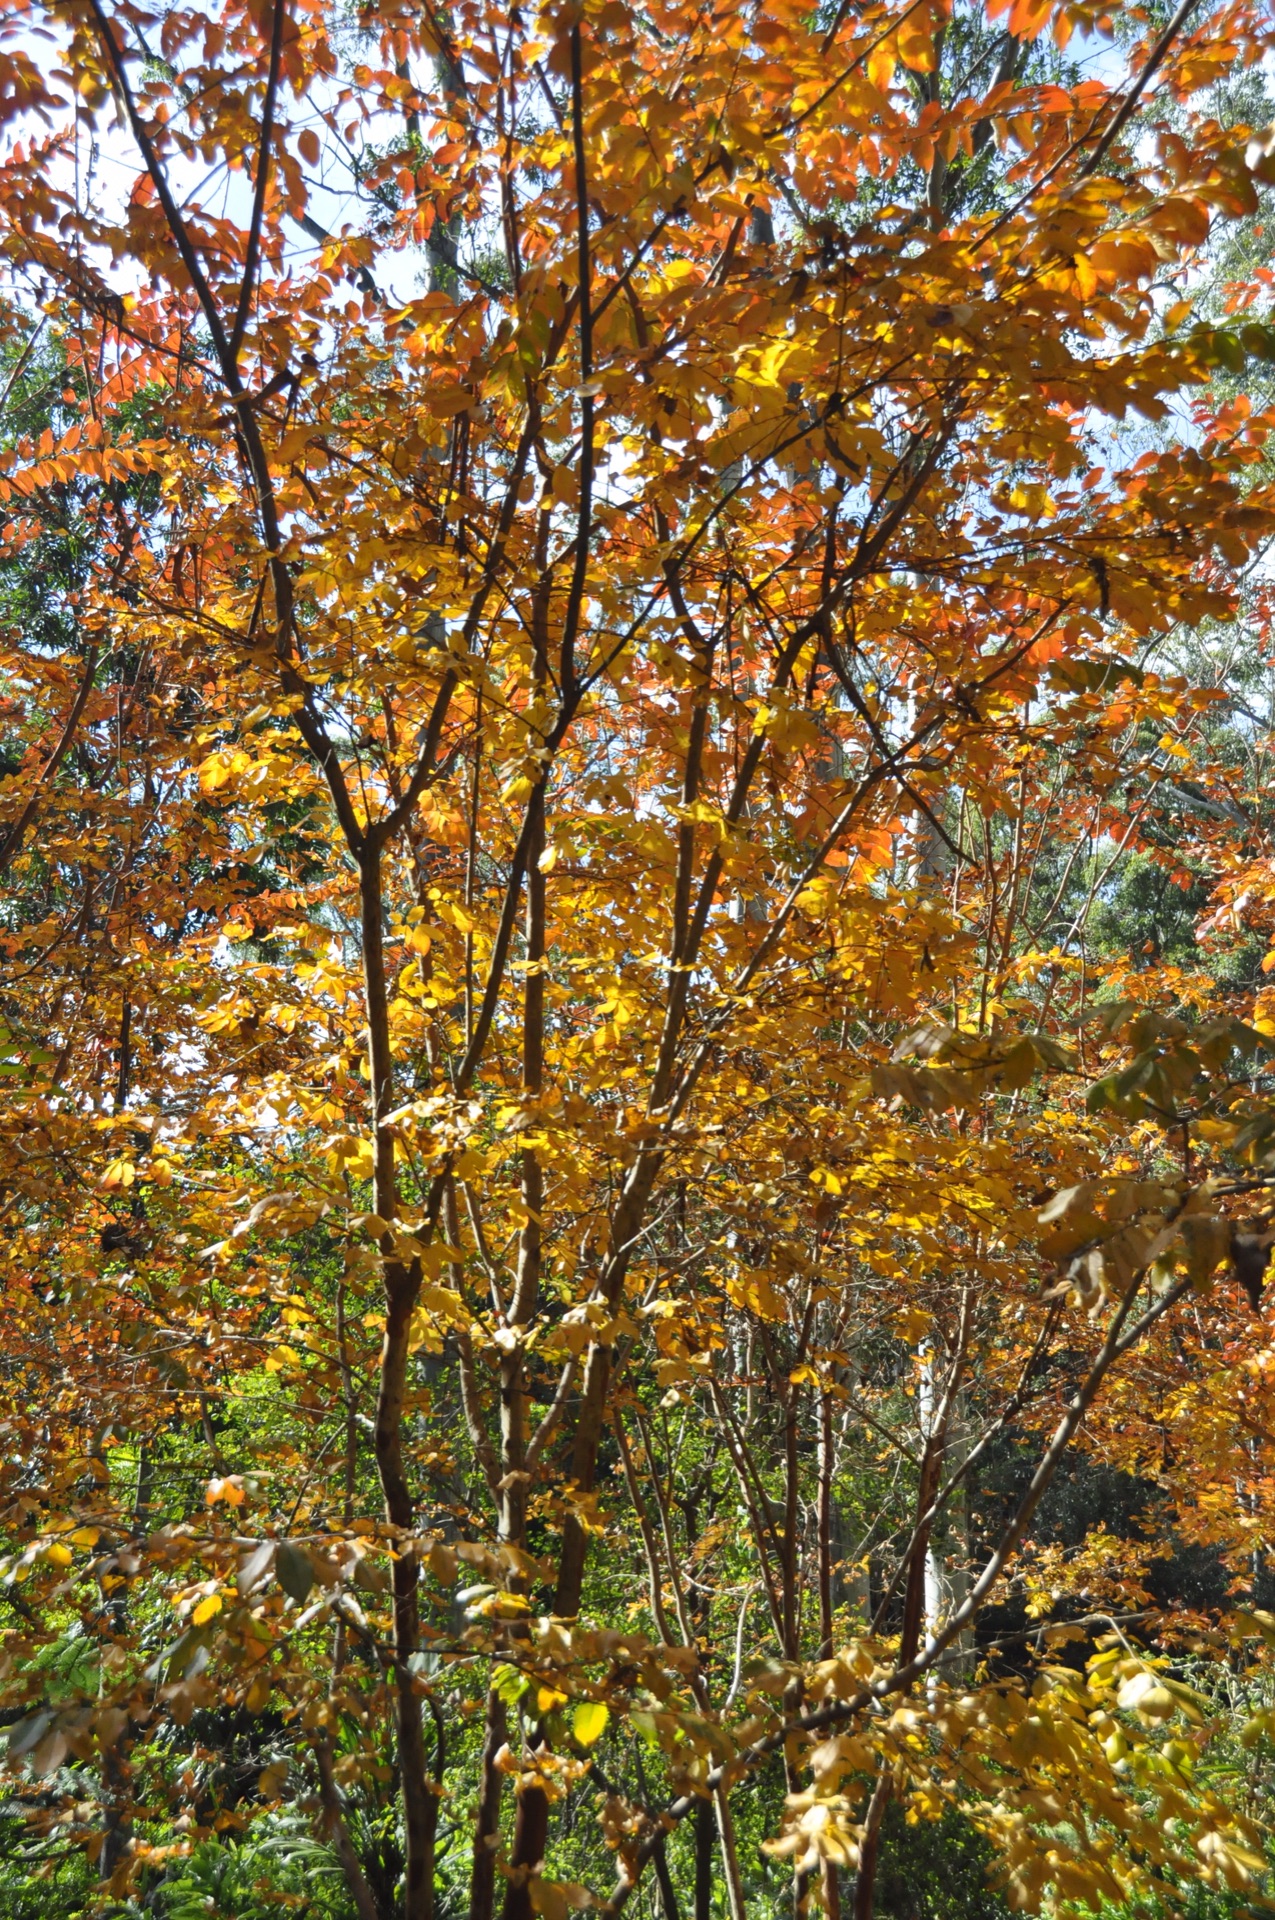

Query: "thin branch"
<box><xmin>1079</xmin><ymin>0</ymin><xmax>1203</xmax><ymax>179</ymax></box>
<box><xmin>602</xmin><ymin>1263</ymin><xmax>1195</xmax><ymax>1915</ymax></box>
<box><xmin>0</xmin><ymin>645</ymin><xmax>99</xmax><ymax>876</ymax></box>
<box><xmin>228</xmin><ymin>0</ymin><xmax>286</xmax><ymax>364</ymax></box>
<box><xmin>559</xmin><ymin>23</ymin><xmax>594</xmax><ymax>699</ymax></box>
<box><xmin>0</xmin><ymin>315</ymin><xmax>46</xmax><ymax>417</ymax></box>
<box><xmin>525</xmin><ymin>1355</ymin><xmax>581</xmax><ymax>1476</ymax></box>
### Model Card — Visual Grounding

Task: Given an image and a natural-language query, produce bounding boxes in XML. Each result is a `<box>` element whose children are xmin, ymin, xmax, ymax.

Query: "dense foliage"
<box><xmin>3</xmin><ymin>0</ymin><xmax>1275</xmax><ymax>1915</ymax></box>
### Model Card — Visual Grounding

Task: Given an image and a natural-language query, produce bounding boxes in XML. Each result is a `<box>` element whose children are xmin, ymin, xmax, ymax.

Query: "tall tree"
<box><xmin>2</xmin><ymin>0</ymin><xmax>1275</xmax><ymax>1916</ymax></box>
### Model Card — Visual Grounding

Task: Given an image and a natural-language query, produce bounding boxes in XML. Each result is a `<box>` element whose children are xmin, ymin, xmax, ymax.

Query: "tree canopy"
<box><xmin>2</xmin><ymin>0</ymin><xmax>1275</xmax><ymax>1916</ymax></box>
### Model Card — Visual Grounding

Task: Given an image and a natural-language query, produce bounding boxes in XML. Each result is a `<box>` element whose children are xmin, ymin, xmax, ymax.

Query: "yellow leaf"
<box><xmin>897</xmin><ymin>13</ymin><xmax>935</xmax><ymax>70</ymax></box>
<box><xmin>1006</xmin><ymin>482</ymin><xmax>1056</xmax><ymax>520</ymax></box>
<box><xmin>573</xmin><ymin>1702</ymin><xmax>610</xmax><ymax>1747</ymax></box>
<box><xmin>343</xmin><ymin>1139</ymin><xmax>376</xmax><ymax>1179</ymax></box>
<box><xmin>192</xmin><ymin>1592</ymin><xmax>223</xmax><ymax>1626</ymax></box>
<box><xmin>198</xmin><ymin>748</ymin><xmax>251</xmax><ymax>795</ymax></box>
<box><xmin>866</xmin><ymin>40</ymin><xmax>895</xmax><ymax>90</ymax></box>
<box><xmin>1073</xmin><ymin>251</ymin><xmax>1098</xmax><ymax>300</ymax></box>
<box><xmin>895</xmin><ymin>1306</ymin><xmax>933</xmax><ymax>1343</ymax></box>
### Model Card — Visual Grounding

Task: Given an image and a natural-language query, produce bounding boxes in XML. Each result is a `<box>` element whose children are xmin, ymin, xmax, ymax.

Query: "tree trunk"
<box><xmin>315</xmin><ymin>1735</ymin><xmax>382</xmax><ymax>1920</ymax></box>
<box><xmin>694</xmin><ymin>1797</ymin><xmax>713</xmax><ymax>1920</ymax></box>
<box><xmin>470</xmin><ymin>1691</ymin><xmax>508</xmax><ymax>1920</ymax></box>
<box><xmin>502</xmin><ymin>1766</ymin><xmax>550</xmax><ymax>1920</ymax></box>
<box><xmin>499</xmin><ymin>770</ymin><xmax>551</xmax><ymax>1920</ymax></box>
<box><xmin>852</xmin><ymin>1771</ymin><xmax>891</xmax><ymax>1920</ymax></box>
<box><xmin>360</xmin><ymin>847</ymin><xmax>436</xmax><ymax>1920</ymax></box>
<box><xmin>654</xmin><ymin>1833</ymin><xmax>682</xmax><ymax>1920</ymax></box>
<box><xmin>818</xmin><ymin>1389</ymin><xmax>836</xmax><ymax>1659</ymax></box>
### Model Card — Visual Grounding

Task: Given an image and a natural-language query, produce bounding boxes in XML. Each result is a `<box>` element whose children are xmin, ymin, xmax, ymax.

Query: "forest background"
<box><xmin>4</xmin><ymin>0</ymin><xmax>1275</xmax><ymax>1916</ymax></box>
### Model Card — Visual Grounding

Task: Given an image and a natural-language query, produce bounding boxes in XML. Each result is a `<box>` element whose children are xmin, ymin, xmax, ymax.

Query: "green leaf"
<box><xmin>1177</xmin><ymin>1215</ymin><xmax>1231</xmax><ymax>1288</ymax></box>
<box><xmin>1233</xmin><ymin>1113</ymin><xmax>1275</xmax><ymax>1162</ymax></box>
<box><xmin>276</xmin><ymin>1541</ymin><xmax>314</xmax><ymax>1604</ymax></box>
<box><xmin>1241</xmin><ymin>322</ymin><xmax>1275</xmax><ymax>362</ymax></box>
<box><xmin>1085</xmin><ymin>1000</ymin><xmax>1139</xmax><ymax>1037</ymax></box>
<box><xmin>1048</xmin><ymin>657</ymin><xmax>1143</xmax><ymax>695</ymax></box>
<box><xmin>236</xmin><ymin>1542</ymin><xmax>275</xmax><ymax>1596</ymax></box>
<box><xmin>493</xmin><ymin>1662</ymin><xmax>530</xmax><ymax>1707</ymax></box>
<box><xmin>1086</xmin><ymin>1075</ymin><xmax>1120</xmax><ymax>1114</ymax></box>
<box><xmin>7</xmin><ymin>1709</ymin><xmax>51</xmax><ymax>1758</ymax></box>
<box><xmin>1037</xmin><ymin>1182</ymin><xmax>1094</xmax><ymax>1225</ymax></box>
<box><xmin>1026</xmin><ymin>1034</ymin><xmax>1078</xmax><ymax>1072</ymax></box>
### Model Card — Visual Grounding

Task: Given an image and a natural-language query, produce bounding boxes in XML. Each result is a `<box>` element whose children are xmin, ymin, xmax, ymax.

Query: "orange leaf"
<box><xmin>1008</xmin><ymin>0</ymin><xmax>1053</xmax><ymax>37</ymax></box>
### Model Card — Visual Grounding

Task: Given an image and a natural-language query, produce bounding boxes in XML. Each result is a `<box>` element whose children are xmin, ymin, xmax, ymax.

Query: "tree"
<box><xmin>2</xmin><ymin>0</ymin><xmax>1275</xmax><ymax>1916</ymax></box>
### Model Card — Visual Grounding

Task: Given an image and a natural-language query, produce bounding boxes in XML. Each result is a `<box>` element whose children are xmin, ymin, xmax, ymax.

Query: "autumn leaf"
<box><xmin>572</xmin><ymin>1702</ymin><xmax>610</xmax><ymax>1747</ymax></box>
